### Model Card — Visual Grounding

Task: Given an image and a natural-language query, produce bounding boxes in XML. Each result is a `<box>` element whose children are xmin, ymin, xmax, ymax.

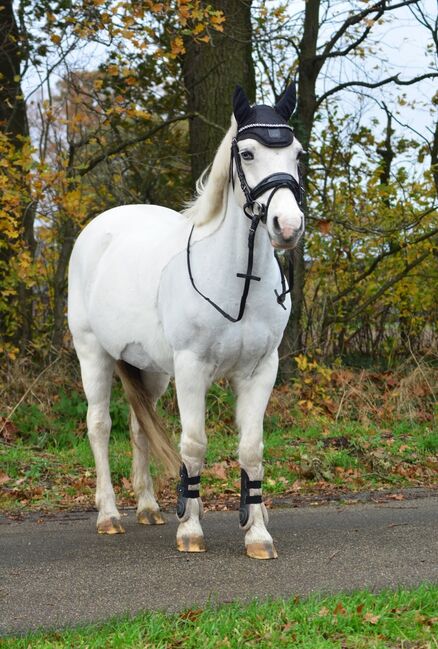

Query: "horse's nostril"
<box><xmin>273</xmin><ymin>216</ymin><xmax>281</xmax><ymax>234</ymax></box>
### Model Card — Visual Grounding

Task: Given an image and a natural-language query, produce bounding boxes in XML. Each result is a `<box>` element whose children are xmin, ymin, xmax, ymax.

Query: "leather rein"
<box><xmin>186</xmin><ymin>137</ymin><xmax>303</xmax><ymax>323</ymax></box>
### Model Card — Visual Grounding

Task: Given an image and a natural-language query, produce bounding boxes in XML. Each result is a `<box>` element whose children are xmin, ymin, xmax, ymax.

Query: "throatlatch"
<box><xmin>176</xmin><ymin>463</ymin><xmax>201</xmax><ymax>520</ymax></box>
<box><xmin>239</xmin><ymin>469</ymin><xmax>262</xmax><ymax>528</ymax></box>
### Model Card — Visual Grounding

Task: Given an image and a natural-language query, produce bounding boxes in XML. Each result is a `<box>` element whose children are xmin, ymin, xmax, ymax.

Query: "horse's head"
<box><xmin>232</xmin><ymin>84</ymin><xmax>304</xmax><ymax>250</ymax></box>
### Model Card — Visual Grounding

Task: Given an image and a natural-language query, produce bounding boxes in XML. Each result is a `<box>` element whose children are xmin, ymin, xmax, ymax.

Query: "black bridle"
<box><xmin>186</xmin><ymin>137</ymin><xmax>303</xmax><ymax>323</ymax></box>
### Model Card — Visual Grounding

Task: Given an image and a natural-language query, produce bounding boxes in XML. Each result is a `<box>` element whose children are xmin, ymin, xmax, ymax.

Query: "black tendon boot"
<box><xmin>176</xmin><ymin>463</ymin><xmax>201</xmax><ymax>522</ymax></box>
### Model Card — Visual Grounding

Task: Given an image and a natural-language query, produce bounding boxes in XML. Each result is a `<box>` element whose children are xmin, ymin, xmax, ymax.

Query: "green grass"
<box><xmin>1</xmin><ymin>382</ymin><xmax>437</xmax><ymax>514</ymax></box>
<box><xmin>2</xmin><ymin>585</ymin><xmax>438</xmax><ymax>648</ymax></box>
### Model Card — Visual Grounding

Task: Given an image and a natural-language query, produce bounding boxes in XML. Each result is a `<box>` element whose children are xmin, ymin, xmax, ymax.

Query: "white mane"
<box><xmin>183</xmin><ymin>117</ymin><xmax>237</xmax><ymax>226</ymax></box>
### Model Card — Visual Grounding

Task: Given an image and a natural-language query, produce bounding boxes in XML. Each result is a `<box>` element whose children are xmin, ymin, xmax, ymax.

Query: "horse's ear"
<box><xmin>275</xmin><ymin>82</ymin><xmax>296</xmax><ymax>121</ymax></box>
<box><xmin>233</xmin><ymin>85</ymin><xmax>251</xmax><ymax>124</ymax></box>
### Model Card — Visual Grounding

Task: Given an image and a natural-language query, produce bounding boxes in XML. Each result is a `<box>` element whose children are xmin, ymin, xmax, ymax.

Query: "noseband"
<box><xmin>186</xmin><ymin>137</ymin><xmax>304</xmax><ymax>323</ymax></box>
<box><xmin>230</xmin><ymin>138</ymin><xmax>302</xmax><ymax>221</ymax></box>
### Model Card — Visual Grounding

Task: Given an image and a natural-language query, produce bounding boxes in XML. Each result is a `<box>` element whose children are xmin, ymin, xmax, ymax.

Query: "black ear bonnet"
<box><xmin>233</xmin><ymin>83</ymin><xmax>296</xmax><ymax>148</ymax></box>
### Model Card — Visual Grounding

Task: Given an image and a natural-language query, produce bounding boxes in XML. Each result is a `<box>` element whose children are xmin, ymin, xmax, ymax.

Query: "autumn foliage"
<box><xmin>0</xmin><ymin>0</ymin><xmax>436</xmax><ymax>366</ymax></box>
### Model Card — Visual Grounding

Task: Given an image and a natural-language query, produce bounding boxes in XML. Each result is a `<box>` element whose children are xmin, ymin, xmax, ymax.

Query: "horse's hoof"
<box><xmin>137</xmin><ymin>509</ymin><xmax>166</xmax><ymax>525</ymax></box>
<box><xmin>97</xmin><ymin>517</ymin><xmax>125</xmax><ymax>535</ymax></box>
<box><xmin>176</xmin><ymin>535</ymin><xmax>207</xmax><ymax>553</ymax></box>
<box><xmin>245</xmin><ymin>541</ymin><xmax>278</xmax><ymax>560</ymax></box>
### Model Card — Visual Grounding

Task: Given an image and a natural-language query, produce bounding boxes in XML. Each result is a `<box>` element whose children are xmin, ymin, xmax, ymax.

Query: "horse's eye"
<box><xmin>240</xmin><ymin>150</ymin><xmax>254</xmax><ymax>161</ymax></box>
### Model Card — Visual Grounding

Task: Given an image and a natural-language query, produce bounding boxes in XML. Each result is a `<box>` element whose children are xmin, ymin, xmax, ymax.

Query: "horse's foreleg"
<box><xmin>233</xmin><ymin>352</ymin><xmax>279</xmax><ymax>559</ymax></box>
<box><xmin>74</xmin><ymin>334</ymin><xmax>123</xmax><ymax>534</ymax></box>
<box><xmin>174</xmin><ymin>351</ymin><xmax>211</xmax><ymax>553</ymax></box>
<box><xmin>131</xmin><ymin>371</ymin><xmax>170</xmax><ymax>525</ymax></box>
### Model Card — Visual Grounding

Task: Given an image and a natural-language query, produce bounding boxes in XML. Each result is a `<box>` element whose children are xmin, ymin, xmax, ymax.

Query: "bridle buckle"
<box><xmin>243</xmin><ymin>200</ymin><xmax>266</xmax><ymax>223</ymax></box>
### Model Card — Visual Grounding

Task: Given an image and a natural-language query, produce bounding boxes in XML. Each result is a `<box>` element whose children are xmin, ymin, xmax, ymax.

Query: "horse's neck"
<box><xmin>208</xmin><ymin>188</ymin><xmax>274</xmax><ymax>276</ymax></box>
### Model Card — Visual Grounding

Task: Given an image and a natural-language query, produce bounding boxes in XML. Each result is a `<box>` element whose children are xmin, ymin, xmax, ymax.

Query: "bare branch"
<box><xmin>77</xmin><ymin>114</ymin><xmax>193</xmax><ymax>177</ymax></box>
<box><xmin>321</xmin><ymin>7</ymin><xmax>385</xmax><ymax>60</ymax></box>
<box><xmin>331</xmin><ymin>248</ymin><xmax>434</xmax><ymax>325</ymax></box>
<box><xmin>316</xmin><ymin>72</ymin><xmax>438</xmax><ymax>107</ymax></box>
<box><xmin>318</xmin><ymin>0</ymin><xmax>419</xmax><ymax>61</ymax></box>
<box><xmin>332</xmin><ymin>228</ymin><xmax>438</xmax><ymax>305</ymax></box>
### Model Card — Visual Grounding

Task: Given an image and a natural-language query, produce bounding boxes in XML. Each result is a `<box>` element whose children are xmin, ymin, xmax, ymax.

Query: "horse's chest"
<box><xmin>160</xmin><ymin>276</ymin><xmax>289</xmax><ymax>376</ymax></box>
<box><xmin>159</xmin><ymin>239</ymin><xmax>290</xmax><ymax>375</ymax></box>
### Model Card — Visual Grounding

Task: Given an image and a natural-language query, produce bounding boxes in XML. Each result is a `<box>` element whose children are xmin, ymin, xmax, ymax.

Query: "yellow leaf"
<box><xmin>295</xmin><ymin>354</ymin><xmax>308</xmax><ymax>371</ymax></box>
<box><xmin>171</xmin><ymin>36</ymin><xmax>185</xmax><ymax>56</ymax></box>
<box><xmin>107</xmin><ymin>64</ymin><xmax>119</xmax><ymax>76</ymax></box>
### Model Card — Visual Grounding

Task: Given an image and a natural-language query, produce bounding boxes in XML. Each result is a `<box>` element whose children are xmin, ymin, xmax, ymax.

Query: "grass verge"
<box><xmin>2</xmin><ymin>585</ymin><xmax>438</xmax><ymax>648</ymax></box>
<box><xmin>1</xmin><ymin>356</ymin><xmax>437</xmax><ymax>514</ymax></box>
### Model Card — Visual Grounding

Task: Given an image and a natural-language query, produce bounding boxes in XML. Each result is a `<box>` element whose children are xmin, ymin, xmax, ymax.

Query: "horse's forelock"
<box><xmin>183</xmin><ymin>119</ymin><xmax>236</xmax><ymax>225</ymax></box>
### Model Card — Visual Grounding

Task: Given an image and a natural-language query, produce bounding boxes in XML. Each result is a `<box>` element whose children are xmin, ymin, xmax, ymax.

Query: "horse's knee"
<box><xmin>87</xmin><ymin>407</ymin><xmax>111</xmax><ymax>439</ymax></box>
<box><xmin>239</xmin><ymin>437</ymin><xmax>264</xmax><ymax>474</ymax></box>
<box><xmin>180</xmin><ymin>432</ymin><xmax>207</xmax><ymax>464</ymax></box>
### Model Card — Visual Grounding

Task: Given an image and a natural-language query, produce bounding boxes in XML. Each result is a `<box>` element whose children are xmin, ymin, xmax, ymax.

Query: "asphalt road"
<box><xmin>1</xmin><ymin>496</ymin><xmax>437</xmax><ymax>636</ymax></box>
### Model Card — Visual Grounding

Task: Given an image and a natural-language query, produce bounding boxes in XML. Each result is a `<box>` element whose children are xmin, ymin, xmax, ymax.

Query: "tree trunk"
<box><xmin>0</xmin><ymin>0</ymin><xmax>28</xmax><ymax>141</ymax></box>
<box><xmin>279</xmin><ymin>0</ymin><xmax>321</xmax><ymax>378</ymax></box>
<box><xmin>0</xmin><ymin>0</ymin><xmax>35</xmax><ymax>352</ymax></box>
<box><xmin>52</xmin><ymin>219</ymin><xmax>79</xmax><ymax>350</ymax></box>
<box><xmin>183</xmin><ymin>0</ymin><xmax>255</xmax><ymax>184</ymax></box>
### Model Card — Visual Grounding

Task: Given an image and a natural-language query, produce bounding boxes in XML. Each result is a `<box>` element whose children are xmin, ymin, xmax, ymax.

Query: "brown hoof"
<box><xmin>97</xmin><ymin>517</ymin><xmax>125</xmax><ymax>535</ymax></box>
<box><xmin>137</xmin><ymin>510</ymin><xmax>166</xmax><ymax>525</ymax></box>
<box><xmin>245</xmin><ymin>542</ymin><xmax>278</xmax><ymax>560</ymax></box>
<box><xmin>176</xmin><ymin>535</ymin><xmax>207</xmax><ymax>553</ymax></box>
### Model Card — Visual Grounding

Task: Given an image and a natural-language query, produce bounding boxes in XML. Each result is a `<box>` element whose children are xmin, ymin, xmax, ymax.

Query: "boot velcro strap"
<box><xmin>247</xmin><ymin>480</ymin><xmax>262</xmax><ymax>489</ymax></box>
<box><xmin>245</xmin><ymin>495</ymin><xmax>262</xmax><ymax>504</ymax></box>
<box><xmin>183</xmin><ymin>489</ymin><xmax>200</xmax><ymax>498</ymax></box>
<box><xmin>183</xmin><ymin>475</ymin><xmax>200</xmax><ymax>498</ymax></box>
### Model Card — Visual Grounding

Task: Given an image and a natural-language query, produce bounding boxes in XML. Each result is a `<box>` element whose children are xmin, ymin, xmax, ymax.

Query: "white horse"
<box><xmin>68</xmin><ymin>83</ymin><xmax>304</xmax><ymax>559</ymax></box>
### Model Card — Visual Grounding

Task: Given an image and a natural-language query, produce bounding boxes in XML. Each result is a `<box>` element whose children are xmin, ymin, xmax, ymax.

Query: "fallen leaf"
<box><xmin>121</xmin><ymin>477</ymin><xmax>132</xmax><ymax>491</ymax></box>
<box><xmin>180</xmin><ymin>608</ymin><xmax>203</xmax><ymax>622</ymax></box>
<box><xmin>0</xmin><ymin>418</ymin><xmax>18</xmax><ymax>443</ymax></box>
<box><xmin>281</xmin><ymin>622</ymin><xmax>296</xmax><ymax>632</ymax></box>
<box><xmin>0</xmin><ymin>471</ymin><xmax>11</xmax><ymax>485</ymax></box>
<box><xmin>208</xmin><ymin>462</ymin><xmax>227</xmax><ymax>480</ymax></box>
<box><xmin>334</xmin><ymin>602</ymin><xmax>347</xmax><ymax>616</ymax></box>
<box><xmin>364</xmin><ymin>612</ymin><xmax>380</xmax><ymax>624</ymax></box>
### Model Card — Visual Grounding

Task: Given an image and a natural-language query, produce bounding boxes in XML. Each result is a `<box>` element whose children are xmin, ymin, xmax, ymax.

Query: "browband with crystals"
<box><xmin>237</xmin><ymin>123</ymin><xmax>294</xmax><ymax>134</ymax></box>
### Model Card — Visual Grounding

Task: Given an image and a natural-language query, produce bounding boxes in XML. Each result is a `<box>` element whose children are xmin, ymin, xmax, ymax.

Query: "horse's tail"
<box><xmin>116</xmin><ymin>360</ymin><xmax>180</xmax><ymax>476</ymax></box>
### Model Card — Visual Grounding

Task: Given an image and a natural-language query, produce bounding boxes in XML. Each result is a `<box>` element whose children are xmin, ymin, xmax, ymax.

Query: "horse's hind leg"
<box><xmin>233</xmin><ymin>352</ymin><xmax>279</xmax><ymax>559</ymax></box>
<box><xmin>73</xmin><ymin>333</ymin><xmax>123</xmax><ymax>534</ymax></box>
<box><xmin>131</xmin><ymin>371</ymin><xmax>170</xmax><ymax>525</ymax></box>
<box><xmin>174</xmin><ymin>351</ymin><xmax>211</xmax><ymax>553</ymax></box>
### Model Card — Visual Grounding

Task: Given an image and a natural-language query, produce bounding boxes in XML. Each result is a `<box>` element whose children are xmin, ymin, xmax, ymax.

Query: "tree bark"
<box><xmin>279</xmin><ymin>0</ymin><xmax>321</xmax><ymax>378</ymax></box>
<box><xmin>0</xmin><ymin>0</ymin><xmax>35</xmax><ymax>352</ymax></box>
<box><xmin>0</xmin><ymin>0</ymin><xmax>28</xmax><ymax>141</ymax></box>
<box><xmin>52</xmin><ymin>219</ymin><xmax>78</xmax><ymax>349</ymax></box>
<box><xmin>182</xmin><ymin>0</ymin><xmax>255</xmax><ymax>184</ymax></box>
